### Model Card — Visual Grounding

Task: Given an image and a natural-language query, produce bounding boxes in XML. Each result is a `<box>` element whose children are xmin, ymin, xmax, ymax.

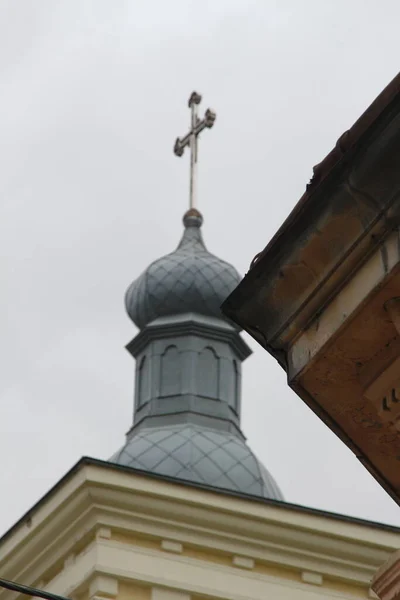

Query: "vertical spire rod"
<box><xmin>174</xmin><ymin>92</ymin><xmax>216</xmax><ymax>212</ymax></box>
<box><xmin>189</xmin><ymin>96</ymin><xmax>198</xmax><ymax>210</ymax></box>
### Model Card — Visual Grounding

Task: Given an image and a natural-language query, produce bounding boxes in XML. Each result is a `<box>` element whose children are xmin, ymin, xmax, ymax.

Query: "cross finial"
<box><xmin>174</xmin><ymin>92</ymin><xmax>216</xmax><ymax>211</ymax></box>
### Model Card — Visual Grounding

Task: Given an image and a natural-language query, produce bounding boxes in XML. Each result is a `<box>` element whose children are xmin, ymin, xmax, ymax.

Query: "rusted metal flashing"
<box><xmin>249</xmin><ymin>72</ymin><xmax>400</xmax><ymax>271</ymax></box>
<box><xmin>222</xmin><ymin>76</ymin><xmax>400</xmax><ymax>360</ymax></box>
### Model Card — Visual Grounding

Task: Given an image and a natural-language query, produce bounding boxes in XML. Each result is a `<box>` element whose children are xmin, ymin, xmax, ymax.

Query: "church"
<box><xmin>1</xmin><ymin>91</ymin><xmax>399</xmax><ymax>600</ymax></box>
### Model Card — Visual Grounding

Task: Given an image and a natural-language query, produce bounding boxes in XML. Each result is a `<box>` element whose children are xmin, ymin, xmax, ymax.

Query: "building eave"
<box><xmin>245</xmin><ymin>71</ymin><xmax>400</xmax><ymax>276</ymax></box>
<box><xmin>222</xmin><ymin>72</ymin><xmax>400</xmax><ymax>361</ymax></box>
<box><xmin>221</xmin><ymin>71</ymin><xmax>400</xmax><ymax>506</ymax></box>
<box><xmin>2</xmin><ymin>455</ymin><xmax>400</xmax><ymax>555</ymax></box>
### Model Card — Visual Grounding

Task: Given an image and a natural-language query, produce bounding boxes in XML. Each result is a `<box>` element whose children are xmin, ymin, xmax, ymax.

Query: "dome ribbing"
<box><xmin>125</xmin><ymin>209</ymin><xmax>241</xmax><ymax>329</ymax></box>
<box><xmin>111</xmin><ymin>425</ymin><xmax>284</xmax><ymax>501</ymax></box>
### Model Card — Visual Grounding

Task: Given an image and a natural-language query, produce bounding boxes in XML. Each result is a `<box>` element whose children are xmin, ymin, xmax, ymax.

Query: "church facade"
<box><xmin>1</xmin><ymin>92</ymin><xmax>400</xmax><ymax>600</ymax></box>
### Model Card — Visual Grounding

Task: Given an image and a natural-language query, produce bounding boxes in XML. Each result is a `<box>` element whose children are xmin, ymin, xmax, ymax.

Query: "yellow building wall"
<box><xmin>0</xmin><ymin>465</ymin><xmax>394</xmax><ymax>600</ymax></box>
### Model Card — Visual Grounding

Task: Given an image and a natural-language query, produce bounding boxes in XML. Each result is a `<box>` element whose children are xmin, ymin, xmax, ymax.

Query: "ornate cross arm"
<box><xmin>173</xmin><ymin>91</ymin><xmax>216</xmax><ymax>210</ymax></box>
<box><xmin>174</xmin><ymin>109</ymin><xmax>216</xmax><ymax>157</ymax></box>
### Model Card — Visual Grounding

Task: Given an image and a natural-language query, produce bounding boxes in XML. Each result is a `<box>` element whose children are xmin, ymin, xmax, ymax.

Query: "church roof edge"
<box><xmin>2</xmin><ymin>456</ymin><xmax>400</xmax><ymax>548</ymax></box>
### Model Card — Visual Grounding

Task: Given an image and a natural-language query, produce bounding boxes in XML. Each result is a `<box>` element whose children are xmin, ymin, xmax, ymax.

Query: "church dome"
<box><xmin>125</xmin><ymin>209</ymin><xmax>241</xmax><ymax>329</ymax></box>
<box><xmin>111</xmin><ymin>424</ymin><xmax>284</xmax><ymax>501</ymax></box>
<box><xmin>116</xmin><ymin>202</ymin><xmax>284</xmax><ymax>503</ymax></box>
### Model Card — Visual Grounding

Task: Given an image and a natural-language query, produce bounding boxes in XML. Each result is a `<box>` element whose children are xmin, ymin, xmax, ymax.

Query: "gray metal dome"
<box><xmin>111</xmin><ymin>424</ymin><xmax>284</xmax><ymax>500</ymax></box>
<box><xmin>125</xmin><ymin>209</ymin><xmax>241</xmax><ymax>329</ymax></box>
<box><xmin>114</xmin><ymin>207</ymin><xmax>284</xmax><ymax>502</ymax></box>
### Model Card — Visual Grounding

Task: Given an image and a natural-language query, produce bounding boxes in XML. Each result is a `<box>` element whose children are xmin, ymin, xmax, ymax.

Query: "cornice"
<box><xmin>126</xmin><ymin>315</ymin><xmax>251</xmax><ymax>360</ymax></box>
<box><xmin>39</xmin><ymin>539</ymin><xmax>378</xmax><ymax>600</ymax></box>
<box><xmin>5</xmin><ymin>458</ymin><xmax>399</xmax><ymax>559</ymax></box>
<box><xmin>0</xmin><ymin>490</ymin><xmax>94</xmax><ymax>588</ymax></box>
<box><xmin>84</xmin><ymin>485</ymin><xmax>389</xmax><ymax>581</ymax></box>
<box><xmin>91</xmin><ymin>508</ymin><xmax>378</xmax><ymax>585</ymax></box>
<box><xmin>1</xmin><ymin>463</ymin><xmax>398</xmax><ymax>600</ymax></box>
<box><xmin>372</xmin><ymin>549</ymin><xmax>400</xmax><ymax>600</ymax></box>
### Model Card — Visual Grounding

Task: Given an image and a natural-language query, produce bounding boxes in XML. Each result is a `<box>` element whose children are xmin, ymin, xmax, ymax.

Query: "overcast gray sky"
<box><xmin>1</xmin><ymin>1</ymin><xmax>400</xmax><ymax>536</ymax></box>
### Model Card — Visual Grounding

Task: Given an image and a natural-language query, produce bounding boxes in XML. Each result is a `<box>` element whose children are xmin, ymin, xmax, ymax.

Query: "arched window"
<box><xmin>160</xmin><ymin>345</ymin><xmax>181</xmax><ymax>397</ymax></box>
<box><xmin>232</xmin><ymin>359</ymin><xmax>239</xmax><ymax>413</ymax></box>
<box><xmin>197</xmin><ymin>347</ymin><xmax>219</xmax><ymax>399</ymax></box>
<box><xmin>137</xmin><ymin>356</ymin><xmax>149</xmax><ymax>407</ymax></box>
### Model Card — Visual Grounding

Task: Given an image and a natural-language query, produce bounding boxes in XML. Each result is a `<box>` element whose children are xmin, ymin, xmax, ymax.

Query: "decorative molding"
<box><xmin>161</xmin><ymin>540</ymin><xmax>183</xmax><ymax>554</ymax></box>
<box><xmin>0</xmin><ymin>488</ymin><xmax>391</xmax><ymax>597</ymax></box>
<box><xmin>372</xmin><ymin>549</ymin><xmax>400</xmax><ymax>600</ymax></box>
<box><xmin>89</xmin><ymin>575</ymin><xmax>119</xmax><ymax>599</ymax></box>
<box><xmin>0</xmin><ymin>463</ymin><xmax>398</xmax><ymax>600</ymax></box>
<box><xmin>151</xmin><ymin>587</ymin><xmax>190</xmax><ymax>600</ymax></box>
<box><xmin>0</xmin><ymin>482</ymin><xmax>91</xmax><ymax>569</ymax></box>
<box><xmin>363</xmin><ymin>354</ymin><xmax>400</xmax><ymax>431</ymax></box>
<box><xmin>40</xmin><ymin>542</ymin><xmax>97</xmax><ymax>599</ymax></box>
<box><xmin>35</xmin><ymin>538</ymin><xmax>344</xmax><ymax>600</ymax></box>
<box><xmin>126</xmin><ymin>316</ymin><xmax>251</xmax><ymax>361</ymax></box>
<box><xmin>301</xmin><ymin>571</ymin><xmax>323</xmax><ymax>586</ymax></box>
<box><xmin>232</xmin><ymin>556</ymin><xmax>254</xmax><ymax>570</ymax></box>
<box><xmin>0</xmin><ymin>508</ymin><xmax>97</xmax><ymax>594</ymax></box>
<box><xmin>63</xmin><ymin>539</ymin><xmax>369</xmax><ymax>600</ymax></box>
<box><xmin>96</xmin><ymin>527</ymin><xmax>112</xmax><ymax>540</ymax></box>
<box><xmin>86</xmin><ymin>485</ymin><xmax>390</xmax><ymax>580</ymax></box>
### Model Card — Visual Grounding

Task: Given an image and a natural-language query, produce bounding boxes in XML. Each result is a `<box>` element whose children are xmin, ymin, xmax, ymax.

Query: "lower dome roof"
<box><xmin>110</xmin><ymin>424</ymin><xmax>283</xmax><ymax>501</ymax></box>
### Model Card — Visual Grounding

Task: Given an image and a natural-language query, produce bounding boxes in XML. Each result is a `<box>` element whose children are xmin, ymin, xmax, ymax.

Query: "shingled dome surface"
<box><xmin>114</xmin><ymin>207</ymin><xmax>284</xmax><ymax>503</ymax></box>
<box><xmin>111</xmin><ymin>424</ymin><xmax>284</xmax><ymax>500</ymax></box>
<box><xmin>125</xmin><ymin>209</ymin><xmax>241</xmax><ymax>329</ymax></box>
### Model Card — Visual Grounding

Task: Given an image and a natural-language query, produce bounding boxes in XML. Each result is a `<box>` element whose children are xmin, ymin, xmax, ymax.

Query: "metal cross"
<box><xmin>174</xmin><ymin>91</ymin><xmax>216</xmax><ymax>211</ymax></box>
